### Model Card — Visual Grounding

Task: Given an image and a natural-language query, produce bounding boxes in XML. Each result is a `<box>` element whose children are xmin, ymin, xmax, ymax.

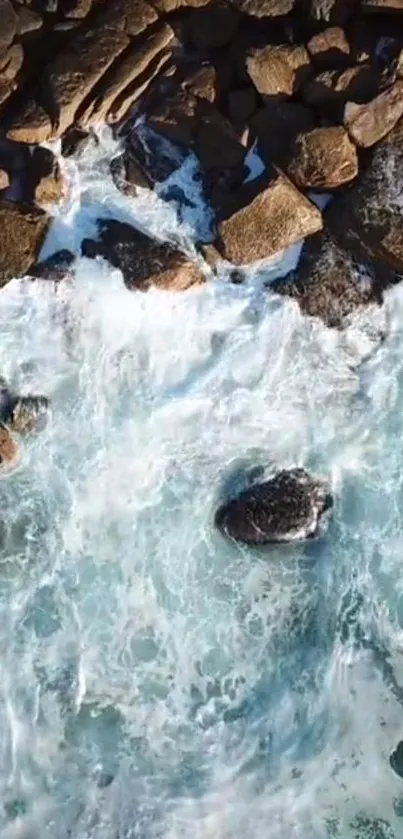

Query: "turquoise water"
<box><xmin>0</xmin><ymin>129</ymin><xmax>402</xmax><ymax>838</ymax></box>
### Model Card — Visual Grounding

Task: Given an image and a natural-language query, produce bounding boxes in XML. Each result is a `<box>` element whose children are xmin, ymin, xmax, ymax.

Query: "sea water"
<box><xmin>0</xmin><ymin>127</ymin><xmax>402</xmax><ymax>838</ymax></box>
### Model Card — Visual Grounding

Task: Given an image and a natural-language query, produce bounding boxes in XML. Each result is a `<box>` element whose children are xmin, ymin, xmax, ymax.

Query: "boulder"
<box><xmin>0</xmin><ymin>424</ymin><xmax>19</xmax><ymax>472</ymax></box>
<box><xmin>195</xmin><ymin>103</ymin><xmax>246</xmax><ymax>170</ymax></box>
<box><xmin>110</xmin><ymin>149</ymin><xmax>152</xmax><ymax>195</ymax></box>
<box><xmin>390</xmin><ymin>741</ymin><xmax>403</xmax><ymax>779</ymax></box>
<box><xmin>306</xmin><ymin>26</ymin><xmax>351</xmax><ymax>70</ymax></box>
<box><xmin>0</xmin><ymin>169</ymin><xmax>9</xmax><ymax>190</ymax></box>
<box><xmin>228</xmin><ymin>86</ymin><xmax>257</xmax><ymax>123</ymax></box>
<box><xmin>185</xmin><ymin>1</ymin><xmax>239</xmax><ymax>49</ymax></box>
<box><xmin>286</xmin><ymin>126</ymin><xmax>358</xmax><ymax>190</ymax></box>
<box><xmin>252</xmin><ymin>101</ymin><xmax>315</xmax><ymax>165</ymax></box>
<box><xmin>16</xmin><ymin>6</ymin><xmax>43</xmax><ymax>34</ymax></box>
<box><xmin>181</xmin><ymin>64</ymin><xmax>218</xmax><ymax>104</ymax></box>
<box><xmin>147</xmin><ymin>89</ymin><xmax>199</xmax><ymax>145</ymax></box>
<box><xmin>214</xmin><ymin>468</ymin><xmax>333</xmax><ymax>545</ymax></box>
<box><xmin>0</xmin><ymin>0</ymin><xmax>16</xmax><ymax>54</ymax></box>
<box><xmin>151</xmin><ymin>0</ymin><xmax>211</xmax><ymax>10</ymax></box>
<box><xmin>0</xmin><ymin>200</ymin><xmax>50</xmax><ymax>285</ymax></box>
<box><xmin>214</xmin><ymin>169</ymin><xmax>323</xmax><ymax>266</ymax></box>
<box><xmin>344</xmin><ymin>79</ymin><xmax>403</xmax><ymax>147</ymax></box>
<box><xmin>229</xmin><ymin>0</ymin><xmax>295</xmax><ymax>15</ymax></box>
<box><xmin>302</xmin><ymin>64</ymin><xmax>380</xmax><ymax>118</ymax></box>
<box><xmin>125</xmin><ymin>125</ymin><xmax>189</xmax><ymax>184</ymax></box>
<box><xmin>246</xmin><ymin>44</ymin><xmax>311</xmax><ymax>99</ymax></box>
<box><xmin>61</xmin><ymin>127</ymin><xmax>95</xmax><ymax>157</ymax></box>
<box><xmin>301</xmin><ymin>0</ymin><xmax>359</xmax><ymax>24</ymax></box>
<box><xmin>31</xmin><ymin>147</ymin><xmax>65</xmax><ymax>205</ymax></box>
<box><xmin>1</xmin><ymin>44</ymin><xmax>24</xmax><ymax>82</ymax></box>
<box><xmin>81</xmin><ymin>219</ymin><xmax>205</xmax><ymax>291</ymax></box>
<box><xmin>106</xmin><ymin>51</ymin><xmax>172</xmax><ymax>125</ymax></box>
<box><xmin>63</xmin><ymin>0</ymin><xmax>93</xmax><ymax>18</ymax></box>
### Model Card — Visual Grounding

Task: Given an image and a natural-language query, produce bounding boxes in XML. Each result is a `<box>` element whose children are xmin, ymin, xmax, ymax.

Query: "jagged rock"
<box><xmin>301</xmin><ymin>0</ymin><xmax>359</xmax><ymax>24</ymax></box>
<box><xmin>81</xmin><ymin>219</ymin><xmax>205</xmax><ymax>291</ymax></box>
<box><xmin>6</xmin><ymin>15</ymin><xmax>130</xmax><ymax>142</ymax></box>
<box><xmin>0</xmin><ymin>424</ymin><xmax>19</xmax><ymax>471</ymax></box>
<box><xmin>182</xmin><ymin>64</ymin><xmax>218</xmax><ymax>103</ymax></box>
<box><xmin>246</xmin><ymin>44</ymin><xmax>311</xmax><ymax>100</ymax></box>
<box><xmin>126</xmin><ymin>125</ymin><xmax>189</xmax><ymax>183</ymax></box>
<box><xmin>214</xmin><ymin>169</ymin><xmax>322</xmax><ymax>266</ymax></box>
<box><xmin>273</xmin><ymin>230</ymin><xmax>382</xmax><ymax>328</ymax></box>
<box><xmin>251</xmin><ymin>101</ymin><xmax>315</xmax><ymax>165</ymax></box>
<box><xmin>229</xmin><ymin>0</ymin><xmax>295</xmax><ymax>15</ymax></box>
<box><xmin>307</xmin><ymin>26</ymin><xmax>351</xmax><ymax>70</ymax></box>
<box><xmin>286</xmin><ymin>126</ymin><xmax>358</xmax><ymax>190</ymax></box>
<box><xmin>110</xmin><ymin>150</ymin><xmax>152</xmax><ymax>195</ymax></box>
<box><xmin>31</xmin><ymin>249</ymin><xmax>75</xmax><ymax>282</ymax></box>
<box><xmin>1</xmin><ymin>44</ymin><xmax>24</xmax><ymax>82</ymax></box>
<box><xmin>185</xmin><ymin>1</ymin><xmax>239</xmax><ymax>50</ymax></box>
<box><xmin>0</xmin><ymin>0</ymin><xmax>16</xmax><ymax>54</ymax></box>
<box><xmin>215</xmin><ymin>468</ymin><xmax>333</xmax><ymax>545</ymax></box>
<box><xmin>107</xmin><ymin>51</ymin><xmax>173</xmax><ymax>124</ymax></box>
<box><xmin>31</xmin><ymin>147</ymin><xmax>64</xmax><ymax>205</ymax></box>
<box><xmin>77</xmin><ymin>23</ymin><xmax>174</xmax><ymax>127</ymax></box>
<box><xmin>64</xmin><ymin>0</ymin><xmax>93</xmax><ymax>18</ymax></box>
<box><xmin>16</xmin><ymin>6</ymin><xmax>43</xmax><ymax>33</ymax></box>
<box><xmin>0</xmin><ymin>384</ymin><xmax>49</xmax><ymax>434</ymax></box>
<box><xmin>344</xmin><ymin>79</ymin><xmax>403</xmax><ymax>147</ymax></box>
<box><xmin>0</xmin><ymin>200</ymin><xmax>50</xmax><ymax>284</ymax></box>
<box><xmin>0</xmin><ymin>169</ymin><xmax>9</xmax><ymax>190</ymax></box>
<box><xmin>302</xmin><ymin>64</ymin><xmax>380</xmax><ymax>118</ymax></box>
<box><xmin>228</xmin><ymin>86</ymin><xmax>257</xmax><ymax>123</ymax></box>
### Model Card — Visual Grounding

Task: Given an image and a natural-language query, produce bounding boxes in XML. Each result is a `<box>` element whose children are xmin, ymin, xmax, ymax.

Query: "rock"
<box><xmin>0</xmin><ymin>200</ymin><xmax>50</xmax><ymax>285</ymax></box>
<box><xmin>78</xmin><ymin>23</ymin><xmax>174</xmax><ymax>127</ymax></box>
<box><xmin>229</xmin><ymin>0</ymin><xmax>295</xmax><ymax>15</ymax></box>
<box><xmin>251</xmin><ymin>101</ymin><xmax>315</xmax><ymax>165</ymax></box>
<box><xmin>106</xmin><ymin>50</ymin><xmax>173</xmax><ymax>125</ymax></box>
<box><xmin>185</xmin><ymin>1</ymin><xmax>239</xmax><ymax>50</ymax></box>
<box><xmin>344</xmin><ymin>80</ymin><xmax>403</xmax><ymax>147</ymax></box>
<box><xmin>110</xmin><ymin>150</ymin><xmax>152</xmax><ymax>196</ymax></box>
<box><xmin>390</xmin><ymin>741</ymin><xmax>403</xmax><ymax>779</ymax></box>
<box><xmin>0</xmin><ymin>169</ymin><xmax>9</xmax><ymax>190</ymax></box>
<box><xmin>273</xmin><ymin>231</ymin><xmax>381</xmax><ymax>328</ymax></box>
<box><xmin>246</xmin><ymin>44</ymin><xmax>311</xmax><ymax>99</ymax></box>
<box><xmin>228</xmin><ymin>86</ymin><xmax>257</xmax><ymax>123</ymax></box>
<box><xmin>362</xmin><ymin>0</ymin><xmax>403</xmax><ymax>11</ymax></box>
<box><xmin>61</xmin><ymin>127</ymin><xmax>95</xmax><ymax>157</ymax></box>
<box><xmin>302</xmin><ymin>0</ymin><xmax>358</xmax><ymax>24</ymax></box>
<box><xmin>307</xmin><ymin>26</ymin><xmax>351</xmax><ymax>70</ymax></box>
<box><xmin>147</xmin><ymin>89</ymin><xmax>198</xmax><ymax>145</ymax></box>
<box><xmin>1</xmin><ymin>44</ymin><xmax>24</xmax><ymax>81</ymax></box>
<box><xmin>152</xmin><ymin>0</ymin><xmax>211</xmax><ymax>9</ymax></box>
<box><xmin>195</xmin><ymin>103</ymin><xmax>246</xmax><ymax>170</ymax></box>
<box><xmin>31</xmin><ymin>249</ymin><xmax>75</xmax><ymax>281</ymax></box>
<box><xmin>16</xmin><ymin>6</ymin><xmax>43</xmax><ymax>33</ymax></box>
<box><xmin>0</xmin><ymin>424</ymin><xmax>19</xmax><ymax>472</ymax></box>
<box><xmin>0</xmin><ymin>0</ymin><xmax>16</xmax><ymax>54</ymax></box>
<box><xmin>31</xmin><ymin>147</ymin><xmax>64</xmax><ymax>205</ymax></box>
<box><xmin>214</xmin><ymin>468</ymin><xmax>333</xmax><ymax>545</ymax></box>
<box><xmin>6</xmin><ymin>16</ymin><xmax>130</xmax><ymax>142</ymax></box>
<box><xmin>127</xmin><ymin>125</ymin><xmax>189</xmax><ymax>183</ymax></box>
<box><xmin>64</xmin><ymin>0</ymin><xmax>93</xmax><ymax>18</ymax></box>
<box><xmin>214</xmin><ymin>169</ymin><xmax>322</xmax><ymax>266</ymax></box>
<box><xmin>81</xmin><ymin>219</ymin><xmax>205</xmax><ymax>291</ymax></box>
<box><xmin>286</xmin><ymin>126</ymin><xmax>358</xmax><ymax>190</ymax></box>
<box><xmin>7</xmin><ymin>396</ymin><xmax>49</xmax><ymax>434</ymax></box>
<box><xmin>182</xmin><ymin>64</ymin><xmax>218</xmax><ymax>103</ymax></box>
<box><xmin>302</xmin><ymin>64</ymin><xmax>380</xmax><ymax>118</ymax></box>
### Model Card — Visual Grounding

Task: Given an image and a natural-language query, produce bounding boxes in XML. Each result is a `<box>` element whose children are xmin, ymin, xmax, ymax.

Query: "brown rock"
<box><xmin>251</xmin><ymin>101</ymin><xmax>314</xmax><ymax>165</ymax></box>
<box><xmin>0</xmin><ymin>200</ymin><xmax>50</xmax><ymax>284</ymax></box>
<box><xmin>230</xmin><ymin>0</ymin><xmax>294</xmax><ymax>15</ymax></box>
<box><xmin>301</xmin><ymin>0</ymin><xmax>358</xmax><ymax>24</ymax></box>
<box><xmin>64</xmin><ymin>0</ymin><xmax>93</xmax><ymax>18</ymax></box>
<box><xmin>214</xmin><ymin>169</ymin><xmax>323</xmax><ymax>266</ymax></box>
<box><xmin>16</xmin><ymin>6</ymin><xmax>42</xmax><ymax>33</ymax></box>
<box><xmin>1</xmin><ymin>44</ymin><xmax>24</xmax><ymax>82</ymax></box>
<box><xmin>182</xmin><ymin>64</ymin><xmax>218</xmax><ymax>103</ymax></box>
<box><xmin>77</xmin><ymin>23</ymin><xmax>174</xmax><ymax>126</ymax></box>
<box><xmin>246</xmin><ymin>44</ymin><xmax>311</xmax><ymax>100</ymax></box>
<box><xmin>151</xmin><ymin>0</ymin><xmax>211</xmax><ymax>9</ymax></box>
<box><xmin>286</xmin><ymin>126</ymin><xmax>358</xmax><ymax>190</ymax></box>
<box><xmin>273</xmin><ymin>232</ymin><xmax>378</xmax><ymax>328</ymax></box>
<box><xmin>0</xmin><ymin>80</ymin><xmax>15</xmax><ymax>109</ymax></box>
<box><xmin>0</xmin><ymin>0</ymin><xmax>16</xmax><ymax>54</ymax></box>
<box><xmin>33</xmin><ymin>148</ymin><xmax>65</xmax><ymax>205</ymax></box>
<box><xmin>362</xmin><ymin>0</ymin><xmax>403</xmax><ymax>11</ymax></box>
<box><xmin>344</xmin><ymin>80</ymin><xmax>403</xmax><ymax>147</ymax></box>
<box><xmin>6</xmin><ymin>20</ymin><xmax>130</xmax><ymax>143</ymax></box>
<box><xmin>185</xmin><ymin>1</ymin><xmax>239</xmax><ymax>50</ymax></box>
<box><xmin>307</xmin><ymin>26</ymin><xmax>351</xmax><ymax>70</ymax></box>
<box><xmin>81</xmin><ymin>219</ymin><xmax>205</xmax><ymax>291</ymax></box>
<box><xmin>148</xmin><ymin>89</ymin><xmax>199</xmax><ymax>144</ymax></box>
<box><xmin>0</xmin><ymin>424</ymin><xmax>19</xmax><ymax>472</ymax></box>
<box><xmin>107</xmin><ymin>51</ymin><xmax>173</xmax><ymax>124</ymax></box>
<box><xmin>0</xmin><ymin>169</ymin><xmax>9</xmax><ymax>190</ymax></box>
<box><xmin>228</xmin><ymin>86</ymin><xmax>257</xmax><ymax>123</ymax></box>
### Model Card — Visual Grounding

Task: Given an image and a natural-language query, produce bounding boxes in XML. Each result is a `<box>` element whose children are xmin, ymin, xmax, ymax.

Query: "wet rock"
<box><xmin>230</xmin><ymin>0</ymin><xmax>295</xmax><ymax>15</ymax></box>
<box><xmin>214</xmin><ymin>169</ymin><xmax>322</xmax><ymax>266</ymax></box>
<box><xmin>0</xmin><ymin>424</ymin><xmax>19</xmax><ymax>471</ymax></box>
<box><xmin>31</xmin><ymin>146</ymin><xmax>64</xmax><ymax>204</ymax></box>
<box><xmin>31</xmin><ymin>248</ymin><xmax>75</xmax><ymax>281</ymax></box>
<box><xmin>286</xmin><ymin>126</ymin><xmax>358</xmax><ymax>190</ymax></box>
<box><xmin>81</xmin><ymin>219</ymin><xmax>205</xmax><ymax>291</ymax></box>
<box><xmin>16</xmin><ymin>5</ymin><xmax>43</xmax><ymax>34</ymax></box>
<box><xmin>228</xmin><ymin>86</ymin><xmax>257</xmax><ymax>123</ymax></box>
<box><xmin>127</xmin><ymin>125</ymin><xmax>189</xmax><ymax>183</ymax></box>
<box><xmin>344</xmin><ymin>79</ymin><xmax>403</xmax><ymax>147</ymax></box>
<box><xmin>61</xmin><ymin>127</ymin><xmax>95</xmax><ymax>158</ymax></box>
<box><xmin>185</xmin><ymin>1</ymin><xmax>239</xmax><ymax>50</ymax></box>
<box><xmin>148</xmin><ymin>89</ymin><xmax>199</xmax><ymax>145</ymax></box>
<box><xmin>152</xmin><ymin>0</ymin><xmax>211</xmax><ymax>10</ymax></box>
<box><xmin>0</xmin><ymin>168</ymin><xmax>9</xmax><ymax>190</ymax></box>
<box><xmin>0</xmin><ymin>200</ymin><xmax>50</xmax><ymax>284</ymax></box>
<box><xmin>214</xmin><ymin>468</ymin><xmax>333</xmax><ymax>545</ymax></box>
<box><xmin>246</xmin><ymin>44</ymin><xmax>311</xmax><ymax>100</ymax></box>
<box><xmin>273</xmin><ymin>230</ymin><xmax>385</xmax><ymax>328</ymax></box>
<box><xmin>110</xmin><ymin>149</ymin><xmax>152</xmax><ymax>196</ymax></box>
<box><xmin>0</xmin><ymin>0</ymin><xmax>16</xmax><ymax>54</ymax></box>
<box><xmin>9</xmin><ymin>395</ymin><xmax>49</xmax><ymax>434</ymax></box>
<box><xmin>307</xmin><ymin>26</ymin><xmax>351</xmax><ymax>70</ymax></box>
<box><xmin>390</xmin><ymin>741</ymin><xmax>403</xmax><ymax>779</ymax></box>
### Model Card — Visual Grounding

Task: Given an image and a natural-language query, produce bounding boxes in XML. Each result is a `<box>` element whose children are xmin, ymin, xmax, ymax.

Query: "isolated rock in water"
<box><xmin>344</xmin><ymin>80</ymin><xmax>403</xmax><ymax>147</ymax></box>
<box><xmin>0</xmin><ymin>200</ymin><xmax>50</xmax><ymax>285</ymax></box>
<box><xmin>0</xmin><ymin>424</ymin><xmax>19</xmax><ymax>471</ymax></box>
<box><xmin>82</xmin><ymin>220</ymin><xmax>205</xmax><ymax>291</ymax></box>
<box><xmin>390</xmin><ymin>741</ymin><xmax>403</xmax><ymax>779</ymax></box>
<box><xmin>214</xmin><ymin>170</ymin><xmax>322</xmax><ymax>266</ymax></box>
<box><xmin>215</xmin><ymin>468</ymin><xmax>333</xmax><ymax>545</ymax></box>
<box><xmin>9</xmin><ymin>396</ymin><xmax>49</xmax><ymax>435</ymax></box>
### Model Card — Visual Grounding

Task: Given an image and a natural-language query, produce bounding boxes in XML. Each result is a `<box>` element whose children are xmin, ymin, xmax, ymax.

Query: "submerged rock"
<box><xmin>214</xmin><ymin>468</ymin><xmax>333</xmax><ymax>545</ymax></box>
<box><xmin>390</xmin><ymin>740</ymin><xmax>403</xmax><ymax>779</ymax></box>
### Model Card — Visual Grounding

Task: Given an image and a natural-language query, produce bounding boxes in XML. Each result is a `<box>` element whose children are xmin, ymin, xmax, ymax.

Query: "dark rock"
<box><xmin>31</xmin><ymin>146</ymin><xmax>65</xmax><ymax>204</ymax></box>
<box><xmin>307</xmin><ymin>26</ymin><xmax>351</xmax><ymax>70</ymax></box>
<box><xmin>110</xmin><ymin>150</ymin><xmax>152</xmax><ymax>196</ymax></box>
<box><xmin>229</xmin><ymin>0</ymin><xmax>295</xmax><ymax>15</ymax></box>
<box><xmin>181</xmin><ymin>64</ymin><xmax>218</xmax><ymax>103</ymax></box>
<box><xmin>228</xmin><ymin>86</ymin><xmax>257</xmax><ymax>123</ymax></box>
<box><xmin>246</xmin><ymin>43</ymin><xmax>312</xmax><ymax>100</ymax></box>
<box><xmin>127</xmin><ymin>125</ymin><xmax>189</xmax><ymax>183</ymax></box>
<box><xmin>214</xmin><ymin>468</ymin><xmax>333</xmax><ymax>545</ymax></box>
<box><xmin>214</xmin><ymin>169</ymin><xmax>322</xmax><ymax>266</ymax></box>
<box><xmin>31</xmin><ymin>249</ymin><xmax>75</xmax><ymax>281</ymax></box>
<box><xmin>252</xmin><ymin>101</ymin><xmax>315</xmax><ymax>166</ymax></box>
<box><xmin>0</xmin><ymin>0</ymin><xmax>16</xmax><ymax>54</ymax></box>
<box><xmin>286</xmin><ymin>126</ymin><xmax>358</xmax><ymax>190</ymax></box>
<box><xmin>302</xmin><ymin>64</ymin><xmax>380</xmax><ymax>118</ymax></box>
<box><xmin>301</xmin><ymin>0</ymin><xmax>359</xmax><ymax>24</ymax></box>
<box><xmin>195</xmin><ymin>103</ymin><xmax>246</xmax><ymax>170</ymax></box>
<box><xmin>0</xmin><ymin>423</ymin><xmax>19</xmax><ymax>470</ymax></box>
<box><xmin>147</xmin><ymin>89</ymin><xmax>199</xmax><ymax>145</ymax></box>
<box><xmin>16</xmin><ymin>5</ymin><xmax>43</xmax><ymax>33</ymax></box>
<box><xmin>81</xmin><ymin>219</ymin><xmax>205</xmax><ymax>291</ymax></box>
<box><xmin>61</xmin><ymin>127</ymin><xmax>95</xmax><ymax>157</ymax></box>
<box><xmin>3</xmin><ymin>395</ymin><xmax>49</xmax><ymax>435</ymax></box>
<box><xmin>344</xmin><ymin>79</ymin><xmax>403</xmax><ymax>147</ymax></box>
<box><xmin>185</xmin><ymin>1</ymin><xmax>239</xmax><ymax>50</ymax></box>
<box><xmin>0</xmin><ymin>200</ymin><xmax>50</xmax><ymax>284</ymax></box>
<box><xmin>390</xmin><ymin>741</ymin><xmax>403</xmax><ymax>779</ymax></box>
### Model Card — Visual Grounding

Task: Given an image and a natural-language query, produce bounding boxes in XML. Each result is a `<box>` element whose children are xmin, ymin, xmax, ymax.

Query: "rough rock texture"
<box><xmin>31</xmin><ymin>249</ymin><xmax>75</xmax><ymax>282</ymax></box>
<box><xmin>182</xmin><ymin>65</ymin><xmax>218</xmax><ymax>103</ymax></box>
<box><xmin>214</xmin><ymin>169</ymin><xmax>323</xmax><ymax>266</ymax></box>
<box><xmin>0</xmin><ymin>169</ymin><xmax>9</xmax><ymax>190</ymax></box>
<box><xmin>307</xmin><ymin>26</ymin><xmax>351</xmax><ymax>69</ymax></box>
<box><xmin>6</xmin><ymin>396</ymin><xmax>49</xmax><ymax>435</ymax></box>
<box><xmin>82</xmin><ymin>219</ymin><xmax>205</xmax><ymax>290</ymax></box>
<box><xmin>32</xmin><ymin>147</ymin><xmax>65</xmax><ymax>205</ymax></box>
<box><xmin>0</xmin><ymin>424</ymin><xmax>19</xmax><ymax>471</ymax></box>
<box><xmin>151</xmin><ymin>0</ymin><xmax>211</xmax><ymax>10</ymax></box>
<box><xmin>16</xmin><ymin>6</ymin><xmax>43</xmax><ymax>34</ymax></box>
<box><xmin>302</xmin><ymin>64</ymin><xmax>380</xmax><ymax>117</ymax></box>
<box><xmin>230</xmin><ymin>0</ymin><xmax>295</xmax><ymax>15</ymax></box>
<box><xmin>344</xmin><ymin>80</ymin><xmax>403</xmax><ymax>147</ymax></box>
<box><xmin>0</xmin><ymin>201</ymin><xmax>50</xmax><ymax>284</ymax></box>
<box><xmin>215</xmin><ymin>468</ymin><xmax>333</xmax><ymax>545</ymax></box>
<box><xmin>246</xmin><ymin>44</ymin><xmax>311</xmax><ymax>99</ymax></box>
<box><xmin>286</xmin><ymin>126</ymin><xmax>358</xmax><ymax>190</ymax></box>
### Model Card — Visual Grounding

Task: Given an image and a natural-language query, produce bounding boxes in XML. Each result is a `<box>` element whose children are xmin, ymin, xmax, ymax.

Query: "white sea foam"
<box><xmin>0</xmin><ymin>127</ymin><xmax>402</xmax><ymax>838</ymax></box>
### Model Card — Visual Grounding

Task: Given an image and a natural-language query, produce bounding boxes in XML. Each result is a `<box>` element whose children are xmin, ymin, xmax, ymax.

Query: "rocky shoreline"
<box><xmin>0</xmin><ymin>0</ymin><xmax>402</xmax><ymax>323</ymax></box>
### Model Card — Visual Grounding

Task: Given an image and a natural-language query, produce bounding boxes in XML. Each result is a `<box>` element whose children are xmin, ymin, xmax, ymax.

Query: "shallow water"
<box><xmin>0</xmin><ymin>127</ymin><xmax>403</xmax><ymax>838</ymax></box>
